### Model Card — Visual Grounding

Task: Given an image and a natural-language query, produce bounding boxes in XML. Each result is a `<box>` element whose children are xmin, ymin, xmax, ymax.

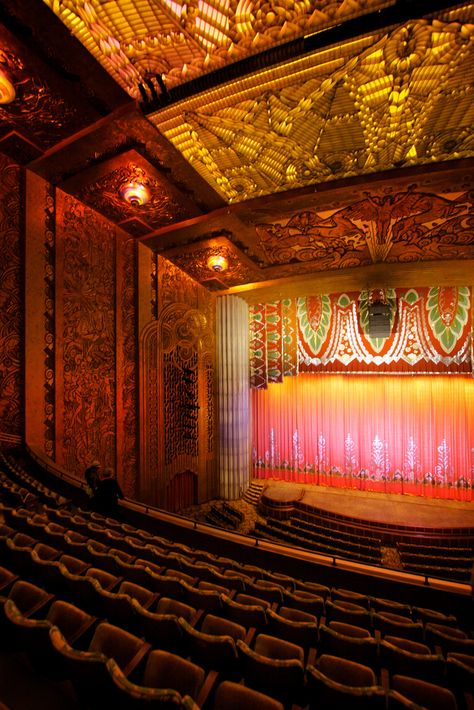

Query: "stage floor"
<box><xmin>259</xmin><ymin>480</ymin><xmax>474</xmax><ymax>530</ymax></box>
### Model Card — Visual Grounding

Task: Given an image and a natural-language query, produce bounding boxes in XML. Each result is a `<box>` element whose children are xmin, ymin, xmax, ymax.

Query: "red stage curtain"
<box><xmin>252</xmin><ymin>374</ymin><xmax>474</xmax><ymax>501</ymax></box>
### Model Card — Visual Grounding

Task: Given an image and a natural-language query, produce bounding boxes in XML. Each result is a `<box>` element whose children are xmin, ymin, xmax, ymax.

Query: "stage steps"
<box><xmin>243</xmin><ymin>480</ymin><xmax>265</xmax><ymax>506</ymax></box>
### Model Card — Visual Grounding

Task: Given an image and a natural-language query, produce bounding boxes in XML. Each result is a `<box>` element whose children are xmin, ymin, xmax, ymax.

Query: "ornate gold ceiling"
<box><xmin>150</xmin><ymin>10</ymin><xmax>474</xmax><ymax>202</ymax></box>
<box><xmin>42</xmin><ymin>0</ymin><xmax>392</xmax><ymax>96</ymax></box>
<box><xmin>1</xmin><ymin>1</ymin><xmax>473</xmax><ymax>295</ymax></box>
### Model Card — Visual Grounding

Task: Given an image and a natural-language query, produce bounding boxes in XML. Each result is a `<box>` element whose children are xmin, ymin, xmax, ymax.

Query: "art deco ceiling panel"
<box><xmin>149</xmin><ymin>7</ymin><xmax>474</xmax><ymax>202</ymax></box>
<box><xmin>42</xmin><ymin>0</ymin><xmax>393</xmax><ymax>97</ymax></box>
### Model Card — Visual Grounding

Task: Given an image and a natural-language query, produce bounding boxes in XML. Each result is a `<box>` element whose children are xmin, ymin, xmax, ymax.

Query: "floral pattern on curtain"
<box><xmin>250</xmin><ymin>287</ymin><xmax>472</xmax><ymax>387</ymax></box>
<box><xmin>252</xmin><ymin>374</ymin><xmax>474</xmax><ymax>500</ymax></box>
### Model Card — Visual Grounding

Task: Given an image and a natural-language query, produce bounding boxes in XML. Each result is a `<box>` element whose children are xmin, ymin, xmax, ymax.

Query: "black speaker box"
<box><xmin>368</xmin><ymin>303</ymin><xmax>391</xmax><ymax>338</ymax></box>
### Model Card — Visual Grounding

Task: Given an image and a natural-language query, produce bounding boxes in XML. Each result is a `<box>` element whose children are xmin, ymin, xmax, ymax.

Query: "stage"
<box><xmin>258</xmin><ymin>480</ymin><xmax>474</xmax><ymax>534</ymax></box>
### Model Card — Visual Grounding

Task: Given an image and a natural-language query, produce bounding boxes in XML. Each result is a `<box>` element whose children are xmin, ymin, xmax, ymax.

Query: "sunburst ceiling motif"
<box><xmin>42</xmin><ymin>0</ymin><xmax>392</xmax><ymax>97</ymax></box>
<box><xmin>149</xmin><ymin>9</ymin><xmax>474</xmax><ymax>202</ymax></box>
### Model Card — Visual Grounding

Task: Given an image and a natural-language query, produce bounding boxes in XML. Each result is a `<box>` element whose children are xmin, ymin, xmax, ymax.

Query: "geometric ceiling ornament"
<box><xmin>161</xmin><ymin>235</ymin><xmax>262</xmax><ymax>290</ymax></box>
<box><xmin>42</xmin><ymin>0</ymin><xmax>392</xmax><ymax>97</ymax></box>
<box><xmin>149</xmin><ymin>11</ymin><xmax>474</xmax><ymax>203</ymax></box>
<box><xmin>60</xmin><ymin>149</ymin><xmax>202</xmax><ymax>235</ymax></box>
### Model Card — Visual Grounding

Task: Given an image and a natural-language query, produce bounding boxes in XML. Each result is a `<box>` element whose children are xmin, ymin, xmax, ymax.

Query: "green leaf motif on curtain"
<box><xmin>297</xmin><ymin>295</ymin><xmax>332</xmax><ymax>355</ymax></box>
<box><xmin>426</xmin><ymin>287</ymin><xmax>470</xmax><ymax>354</ymax></box>
<box><xmin>404</xmin><ymin>289</ymin><xmax>419</xmax><ymax>305</ymax></box>
<box><xmin>338</xmin><ymin>293</ymin><xmax>352</xmax><ymax>308</ymax></box>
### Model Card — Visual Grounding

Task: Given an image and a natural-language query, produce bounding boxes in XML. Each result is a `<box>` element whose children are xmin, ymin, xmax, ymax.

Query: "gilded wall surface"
<box><xmin>139</xmin><ymin>254</ymin><xmax>217</xmax><ymax>510</ymax></box>
<box><xmin>26</xmin><ymin>190</ymin><xmax>139</xmax><ymax>493</ymax></box>
<box><xmin>0</xmin><ymin>153</ymin><xmax>22</xmax><ymax>444</ymax></box>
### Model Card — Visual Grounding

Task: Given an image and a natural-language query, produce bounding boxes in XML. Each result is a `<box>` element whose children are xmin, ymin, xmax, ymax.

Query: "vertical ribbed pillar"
<box><xmin>217</xmin><ymin>295</ymin><xmax>250</xmax><ymax>499</ymax></box>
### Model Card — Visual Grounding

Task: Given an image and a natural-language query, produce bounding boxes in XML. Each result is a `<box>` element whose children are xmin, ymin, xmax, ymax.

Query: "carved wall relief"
<box><xmin>59</xmin><ymin>193</ymin><xmax>116</xmax><ymax>473</ymax></box>
<box><xmin>139</xmin><ymin>256</ymin><xmax>217</xmax><ymax>509</ymax></box>
<box><xmin>0</xmin><ymin>153</ymin><xmax>22</xmax><ymax>443</ymax></box>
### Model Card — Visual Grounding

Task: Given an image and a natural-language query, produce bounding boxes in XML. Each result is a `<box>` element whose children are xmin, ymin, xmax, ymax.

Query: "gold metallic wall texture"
<box><xmin>139</xmin><ymin>255</ymin><xmax>217</xmax><ymax>510</ymax></box>
<box><xmin>0</xmin><ymin>153</ymin><xmax>22</xmax><ymax>444</ymax></box>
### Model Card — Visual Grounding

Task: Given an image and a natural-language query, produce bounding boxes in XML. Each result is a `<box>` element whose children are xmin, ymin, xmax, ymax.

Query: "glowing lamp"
<box><xmin>0</xmin><ymin>68</ymin><xmax>15</xmax><ymax>104</ymax></box>
<box><xmin>119</xmin><ymin>181</ymin><xmax>150</xmax><ymax>207</ymax></box>
<box><xmin>207</xmin><ymin>254</ymin><xmax>228</xmax><ymax>272</ymax></box>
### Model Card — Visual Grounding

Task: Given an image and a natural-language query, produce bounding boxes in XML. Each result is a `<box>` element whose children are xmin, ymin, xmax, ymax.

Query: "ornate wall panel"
<box><xmin>0</xmin><ymin>153</ymin><xmax>22</xmax><ymax>443</ymax></box>
<box><xmin>139</xmin><ymin>256</ymin><xmax>217</xmax><ymax>508</ymax></box>
<box><xmin>57</xmin><ymin>192</ymin><xmax>117</xmax><ymax>474</ymax></box>
<box><xmin>44</xmin><ymin>183</ymin><xmax>56</xmax><ymax>457</ymax></box>
<box><xmin>120</xmin><ymin>236</ymin><xmax>138</xmax><ymax>496</ymax></box>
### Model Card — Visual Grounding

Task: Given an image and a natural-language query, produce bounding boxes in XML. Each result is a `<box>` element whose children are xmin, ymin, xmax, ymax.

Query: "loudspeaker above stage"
<box><xmin>368</xmin><ymin>302</ymin><xmax>392</xmax><ymax>338</ymax></box>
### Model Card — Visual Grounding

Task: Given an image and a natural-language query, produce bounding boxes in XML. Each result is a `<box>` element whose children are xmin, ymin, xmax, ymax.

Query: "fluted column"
<box><xmin>217</xmin><ymin>295</ymin><xmax>250</xmax><ymax>499</ymax></box>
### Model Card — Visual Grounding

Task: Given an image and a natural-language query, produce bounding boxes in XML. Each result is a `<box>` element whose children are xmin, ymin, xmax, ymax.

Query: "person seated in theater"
<box><xmin>84</xmin><ymin>460</ymin><xmax>100</xmax><ymax>497</ymax></box>
<box><xmin>94</xmin><ymin>468</ymin><xmax>124</xmax><ymax>513</ymax></box>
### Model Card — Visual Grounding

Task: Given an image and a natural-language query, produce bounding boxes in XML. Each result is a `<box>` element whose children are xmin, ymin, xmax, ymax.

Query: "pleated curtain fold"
<box><xmin>217</xmin><ymin>296</ymin><xmax>251</xmax><ymax>499</ymax></box>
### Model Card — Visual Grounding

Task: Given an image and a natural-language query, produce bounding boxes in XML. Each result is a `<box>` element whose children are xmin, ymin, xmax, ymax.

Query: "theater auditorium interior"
<box><xmin>0</xmin><ymin>0</ymin><xmax>474</xmax><ymax>707</ymax></box>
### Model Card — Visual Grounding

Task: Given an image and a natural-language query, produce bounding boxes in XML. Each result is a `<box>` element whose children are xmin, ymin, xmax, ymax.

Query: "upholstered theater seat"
<box><xmin>325</xmin><ymin>599</ymin><xmax>373</xmax><ymax>630</ymax></box>
<box><xmin>156</xmin><ymin>597</ymin><xmax>197</xmax><ymax>622</ymax></box>
<box><xmin>380</xmin><ymin>635</ymin><xmax>445</xmax><ymax>683</ymax></box>
<box><xmin>307</xmin><ymin>654</ymin><xmax>386</xmax><ymax>710</ymax></box>
<box><xmin>179</xmin><ymin>617</ymin><xmax>240</xmax><ymax>674</ymax></box>
<box><xmin>412</xmin><ymin>607</ymin><xmax>458</xmax><ymax>628</ymax></box>
<box><xmin>182</xmin><ymin>583</ymin><xmax>223</xmax><ymax>614</ymax></box>
<box><xmin>130</xmin><ymin>598</ymin><xmax>183</xmax><ymax>651</ymax></box>
<box><xmin>1</xmin><ymin>580</ymin><xmax>54</xmax><ymax>623</ymax></box>
<box><xmin>391</xmin><ymin>674</ymin><xmax>458</xmax><ymax>710</ymax></box>
<box><xmin>106</xmin><ymin>658</ymin><xmax>200</xmax><ymax>709</ymax></box>
<box><xmin>213</xmin><ymin>680</ymin><xmax>284</xmax><ymax>710</ymax></box>
<box><xmin>425</xmin><ymin>623</ymin><xmax>474</xmax><ymax>655</ymax></box>
<box><xmin>237</xmin><ymin>634</ymin><xmax>305</xmax><ymax>706</ymax></box>
<box><xmin>319</xmin><ymin>622</ymin><xmax>378</xmax><ymax>669</ymax></box>
<box><xmin>4</xmin><ymin>597</ymin><xmax>97</xmax><ymax>673</ymax></box>
<box><xmin>266</xmin><ymin>607</ymin><xmax>318</xmax><ymax>656</ymax></box>
<box><xmin>0</xmin><ymin>566</ymin><xmax>19</xmax><ymax>595</ymax></box>
<box><xmin>332</xmin><ymin>588</ymin><xmax>371</xmax><ymax>609</ymax></box>
<box><xmin>370</xmin><ymin>597</ymin><xmax>412</xmax><ymax>617</ymax></box>
<box><xmin>49</xmin><ymin>621</ymin><xmax>151</xmax><ymax>703</ymax></box>
<box><xmin>200</xmin><ymin>613</ymin><xmax>246</xmax><ymax>642</ymax></box>
<box><xmin>373</xmin><ymin>612</ymin><xmax>424</xmax><ymax>642</ymax></box>
<box><xmin>282</xmin><ymin>589</ymin><xmax>325</xmax><ymax>618</ymax></box>
<box><xmin>220</xmin><ymin>594</ymin><xmax>268</xmax><ymax>629</ymax></box>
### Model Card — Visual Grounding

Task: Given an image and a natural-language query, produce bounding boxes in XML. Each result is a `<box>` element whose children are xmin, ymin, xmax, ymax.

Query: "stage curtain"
<box><xmin>217</xmin><ymin>295</ymin><xmax>251</xmax><ymax>499</ymax></box>
<box><xmin>252</xmin><ymin>374</ymin><xmax>474</xmax><ymax>501</ymax></box>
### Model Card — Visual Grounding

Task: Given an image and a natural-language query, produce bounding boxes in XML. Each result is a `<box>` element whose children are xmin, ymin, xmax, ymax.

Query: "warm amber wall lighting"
<box><xmin>207</xmin><ymin>254</ymin><xmax>228</xmax><ymax>272</ymax></box>
<box><xmin>119</xmin><ymin>181</ymin><xmax>151</xmax><ymax>207</ymax></box>
<box><xmin>0</xmin><ymin>67</ymin><xmax>15</xmax><ymax>104</ymax></box>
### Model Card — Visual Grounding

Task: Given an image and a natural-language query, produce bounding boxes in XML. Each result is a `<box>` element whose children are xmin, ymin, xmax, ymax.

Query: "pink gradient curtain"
<box><xmin>252</xmin><ymin>374</ymin><xmax>474</xmax><ymax>501</ymax></box>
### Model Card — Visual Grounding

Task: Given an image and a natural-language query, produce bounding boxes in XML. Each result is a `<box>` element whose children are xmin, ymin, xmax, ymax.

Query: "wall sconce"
<box><xmin>119</xmin><ymin>181</ymin><xmax>151</xmax><ymax>207</ymax></box>
<box><xmin>0</xmin><ymin>67</ymin><xmax>15</xmax><ymax>104</ymax></box>
<box><xmin>207</xmin><ymin>254</ymin><xmax>228</xmax><ymax>272</ymax></box>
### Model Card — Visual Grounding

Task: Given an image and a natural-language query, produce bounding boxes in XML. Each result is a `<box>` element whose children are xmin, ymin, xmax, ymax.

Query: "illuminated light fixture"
<box><xmin>119</xmin><ymin>181</ymin><xmax>151</xmax><ymax>207</ymax></box>
<box><xmin>207</xmin><ymin>254</ymin><xmax>228</xmax><ymax>272</ymax></box>
<box><xmin>0</xmin><ymin>67</ymin><xmax>15</xmax><ymax>104</ymax></box>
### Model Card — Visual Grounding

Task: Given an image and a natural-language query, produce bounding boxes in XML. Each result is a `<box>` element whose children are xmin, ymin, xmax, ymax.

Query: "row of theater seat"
<box><xmin>1</xmin><ymin>566</ymin><xmax>474</xmax><ymax>710</ymax></box>
<box><xmin>1</xmin><ymin>501</ymin><xmax>474</xmax><ymax>707</ymax></box>
<box><xmin>1</xmin><ymin>459</ymin><xmax>474</xmax><ymax>709</ymax></box>
<box><xmin>254</xmin><ymin>519</ymin><xmax>382</xmax><ymax>564</ymax></box>
<box><xmin>0</xmin><ymin>454</ymin><xmax>69</xmax><ymax>509</ymax></box>
<box><xmin>397</xmin><ymin>542</ymin><xmax>473</xmax><ymax>583</ymax></box>
<box><xmin>291</xmin><ymin>510</ymin><xmax>382</xmax><ymax>547</ymax></box>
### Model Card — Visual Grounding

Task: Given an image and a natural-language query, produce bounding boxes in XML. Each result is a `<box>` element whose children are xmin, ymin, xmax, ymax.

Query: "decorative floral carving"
<box><xmin>44</xmin><ymin>183</ymin><xmax>56</xmax><ymax>457</ymax></box>
<box><xmin>0</xmin><ymin>154</ymin><xmax>22</xmax><ymax>440</ymax></box>
<box><xmin>120</xmin><ymin>237</ymin><xmax>138</xmax><ymax>496</ymax></box>
<box><xmin>60</xmin><ymin>194</ymin><xmax>116</xmax><ymax>474</ymax></box>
